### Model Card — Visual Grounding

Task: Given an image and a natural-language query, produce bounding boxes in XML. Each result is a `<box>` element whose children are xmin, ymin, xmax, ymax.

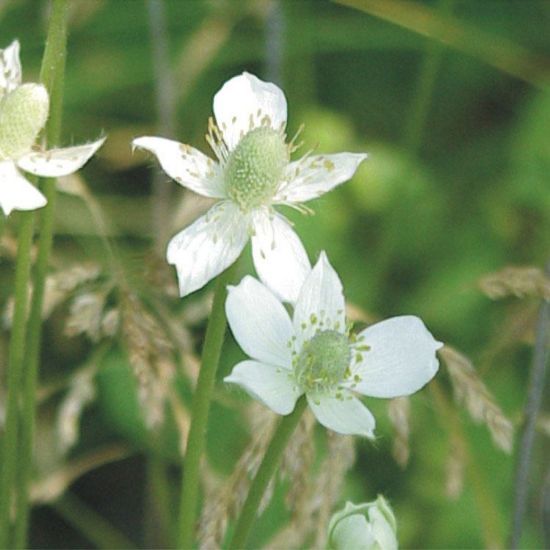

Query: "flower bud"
<box><xmin>328</xmin><ymin>496</ymin><xmax>398</xmax><ymax>550</ymax></box>
<box><xmin>0</xmin><ymin>83</ymin><xmax>49</xmax><ymax>160</ymax></box>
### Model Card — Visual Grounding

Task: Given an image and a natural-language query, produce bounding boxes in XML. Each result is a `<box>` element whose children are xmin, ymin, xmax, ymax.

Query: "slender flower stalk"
<box><xmin>177</xmin><ymin>264</ymin><xmax>236</xmax><ymax>549</ymax></box>
<box><xmin>229</xmin><ymin>396</ymin><xmax>307</xmax><ymax>549</ymax></box>
<box><xmin>0</xmin><ymin>211</ymin><xmax>34</xmax><ymax>548</ymax></box>
<box><xmin>14</xmin><ymin>3</ymin><xmax>69</xmax><ymax>545</ymax></box>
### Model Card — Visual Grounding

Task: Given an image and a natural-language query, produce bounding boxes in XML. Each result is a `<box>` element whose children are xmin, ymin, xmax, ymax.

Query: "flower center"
<box><xmin>225</xmin><ymin>127</ymin><xmax>288</xmax><ymax>212</ymax></box>
<box><xmin>0</xmin><ymin>84</ymin><xmax>49</xmax><ymax>160</ymax></box>
<box><xmin>295</xmin><ymin>330</ymin><xmax>351</xmax><ymax>393</ymax></box>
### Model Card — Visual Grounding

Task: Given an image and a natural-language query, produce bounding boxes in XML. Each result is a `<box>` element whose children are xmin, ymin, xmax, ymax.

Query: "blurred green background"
<box><xmin>0</xmin><ymin>0</ymin><xmax>549</xmax><ymax>548</ymax></box>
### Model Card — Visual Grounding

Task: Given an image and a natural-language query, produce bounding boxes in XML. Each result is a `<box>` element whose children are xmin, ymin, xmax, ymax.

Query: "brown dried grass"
<box><xmin>440</xmin><ymin>345</ymin><xmax>514</xmax><ymax>453</ymax></box>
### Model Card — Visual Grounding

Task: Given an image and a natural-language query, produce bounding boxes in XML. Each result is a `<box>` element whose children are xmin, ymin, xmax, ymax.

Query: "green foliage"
<box><xmin>1</xmin><ymin>0</ymin><xmax>548</xmax><ymax>548</ymax></box>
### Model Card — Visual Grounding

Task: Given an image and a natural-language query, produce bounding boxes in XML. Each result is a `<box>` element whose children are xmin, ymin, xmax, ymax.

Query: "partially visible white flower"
<box><xmin>133</xmin><ymin>72</ymin><xmax>366</xmax><ymax>302</ymax></box>
<box><xmin>328</xmin><ymin>496</ymin><xmax>398</xmax><ymax>550</ymax></box>
<box><xmin>0</xmin><ymin>39</ymin><xmax>105</xmax><ymax>216</ymax></box>
<box><xmin>224</xmin><ymin>252</ymin><xmax>442</xmax><ymax>437</ymax></box>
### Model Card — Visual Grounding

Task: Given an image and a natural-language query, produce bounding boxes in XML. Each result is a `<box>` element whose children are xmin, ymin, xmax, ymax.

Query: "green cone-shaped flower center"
<box><xmin>225</xmin><ymin>127</ymin><xmax>288</xmax><ymax>212</ymax></box>
<box><xmin>0</xmin><ymin>83</ymin><xmax>49</xmax><ymax>160</ymax></box>
<box><xmin>295</xmin><ymin>330</ymin><xmax>351</xmax><ymax>393</ymax></box>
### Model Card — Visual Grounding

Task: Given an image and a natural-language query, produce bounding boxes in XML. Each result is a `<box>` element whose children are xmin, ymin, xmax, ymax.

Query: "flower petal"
<box><xmin>251</xmin><ymin>209</ymin><xmax>311</xmax><ymax>304</ymax></box>
<box><xmin>132</xmin><ymin>136</ymin><xmax>225</xmax><ymax>198</ymax></box>
<box><xmin>307</xmin><ymin>391</ymin><xmax>375</xmax><ymax>438</ymax></box>
<box><xmin>226</xmin><ymin>276</ymin><xmax>294</xmax><ymax>368</ymax></box>
<box><xmin>370</xmin><ymin>506</ymin><xmax>398</xmax><ymax>550</ymax></box>
<box><xmin>0</xmin><ymin>160</ymin><xmax>46</xmax><ymax>215</ymax></box>
<box><xmin>330</xmin><ymin>513</ymin><xmax>374</xmax><ymax>550</ymax></box>
<box><xmin>0</xmin><ymin>40</ymin><xmax>21</xmax><ymax>98</ymax></box>
<box><xmin>166</xmin><ymin>201</ymin><xmax>249</xmax><ymax>296</ymax></box>
<box><xmin>17</xmin><ymin>137</ymin><xmax>106</xmax><ymax>177</ymax></box>
<box><xmin>275</xmin><ymin>153</ymin><xmax>367</xmax><ymax>203</ymax></box>
<box><xmin>213</xmin><ymin>72</ymin><xmax>287</xmax><ymax>151</ymax></box>
<box><xmin>352</xmin><ymin>316</ymin><xmax>442</xmax><ymax>398</ymax></box>
<box><xmin>293</xmin><ymin>251</ymin><xmax>346</xmax><ymax>344</ymax></box>
<box><xmin>225</xmin><ymin>360</ymin><xmax>301</xmax><ymax>415</ymax></box>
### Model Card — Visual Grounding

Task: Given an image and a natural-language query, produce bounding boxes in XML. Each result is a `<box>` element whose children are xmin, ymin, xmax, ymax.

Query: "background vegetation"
<box><xmin>0</xmin><ymin>0</ymin><xmax>549</xmax><ymax>548</ymax></box>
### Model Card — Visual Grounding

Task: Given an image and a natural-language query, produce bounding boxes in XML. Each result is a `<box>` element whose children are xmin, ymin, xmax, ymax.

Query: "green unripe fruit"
<box><xmin>0</xmin><ymin>83</ymin><xmax>49</xmax><ymax>160</ymax></box>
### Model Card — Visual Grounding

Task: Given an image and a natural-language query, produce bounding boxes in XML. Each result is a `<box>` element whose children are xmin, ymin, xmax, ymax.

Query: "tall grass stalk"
<box><xmin>510</xmin><ymin>261</ymin><xmax>550</xmax><ymax>547</ymax></box>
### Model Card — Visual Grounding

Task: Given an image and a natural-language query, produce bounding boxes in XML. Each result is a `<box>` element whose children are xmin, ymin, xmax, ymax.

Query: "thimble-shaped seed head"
<box><xmin>295</xmin><ymin>330</ymin><xmax>351</xmax><ymax>393</ymax></box>
<box><xmin>0</xmin><ymin>83</ymin><xmax>49</xmax><ymax>160</ymax></box>
<box><xmin>225</xmin><ymin>126</ymin><xmax>288</xmax><ymax>212</ymax></box>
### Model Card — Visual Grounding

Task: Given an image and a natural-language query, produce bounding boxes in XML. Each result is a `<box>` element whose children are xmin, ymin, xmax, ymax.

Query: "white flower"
<box><xmin>328</xmin><ymin>496</ymin><xmax>398</xmax><ymax>550</ymax></box>
<box><xmin>224</xmin><ymin>252</ymin><xmax>442</xmax><ymax>437</ymax></box>
<box><xmin>0</xmin><ymin>40</ymin><xmax>105</xmax><ymax>216</ymax></box>
<box><xmin>133</xmin><ymin>72</ymin><xmax>366</xmax><ymax>301</ymax></box>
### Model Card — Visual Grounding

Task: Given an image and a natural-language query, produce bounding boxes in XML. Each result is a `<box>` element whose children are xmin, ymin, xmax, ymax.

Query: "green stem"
<box><xmin>0</xmin><ymin>212</ymin><xmax>35</xmax><ymax>549</ymax></box>
<box><xmin>402</xmin><ymin>0</ymin><xmax>452</xmax><ymax>154</ymax></box>
<box><xmin>53</xmin><ymin>492</ymin><xmax>135</xmax><ymax>549</ymax></box>
<box><xmin>229</xmin><ymin>396</ymin><xmax>307</xmax><ymax>549</ymax></box>
<box><xmin>177</xmin><ymin>265</ymin><xmax>237</xmax><ymax>549</ymax></box>
<box><xmin>370</xmin><ymin>0</ymin><xmax>451</xmax><ymax>301</ymax></box>
<box><xmin>14</xmin><ymin>1</ymin><xmax>69</xmax><ymax>547</ymax></box>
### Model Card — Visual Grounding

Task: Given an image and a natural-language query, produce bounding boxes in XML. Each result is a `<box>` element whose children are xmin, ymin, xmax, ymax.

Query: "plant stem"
<box><xmin>0</xmin><ymin>212</ymin><xmax>35</xmax><ymax>548</ymax></box>
<box><xmin>403</xmin><ymin>0</ymin><xmax>452</xmax><ymax>154</ymax></box>
<box><xmin>510</xmin><ymin>260</ymin><xmax>550</xmax><ymax>548</ymax></box>
<box><xmin>14</xmin><ymin>1</ymin><xmax>69</xmax><ymax>547</ymax></box>
<box><xmin>53</xmin><ymin>492</ymin><xmax>135</xmax><ymax>549</ymax></box>
<box><xmin>177</xmin><ymin>265</ymin><xmax>237</xmax><ymax>549</ymax></box>
<box><xmin>229</xmin><ymin>396</ymin><xmax>307</xmax><ymax>549</ymax></box>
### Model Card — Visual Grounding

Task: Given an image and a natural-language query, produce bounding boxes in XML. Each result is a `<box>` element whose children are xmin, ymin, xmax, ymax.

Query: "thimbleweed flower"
<box><xmin>133</xmin><ymin>72</ymin><xmax>366</xmax><ymax>301</ymax></box>
<box><xmin>224</xmin><ymin>252</ymin><xmax>442</xmax><ymax>437</ymax></box>
<box><xmin>328</xmin><ymin>496</ymin><xmax>398</xmax><ymax>550</ymax></box>
<box><xmin>0</xmin><ymin>40</ymin><xmax>105</xmax><ymax>215</ymax></box>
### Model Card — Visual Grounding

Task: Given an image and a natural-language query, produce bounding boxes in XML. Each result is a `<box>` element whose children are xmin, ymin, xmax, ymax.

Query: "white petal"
<box><xmin>132</xmin><ymin>136</ymin><xmax>225</xmax><ymax>198</ymax></box>
<box><xmin>17</xmin><ymin>137</ymin><xmax>106</xmax><ymax>177</ymax></box>
<box><xmin>251</xmin><ymin>209</ymin><xmax>310</xmax><ymax>304</ymax></box>
<box><xmin>275</xmin><ymin>153</ymin><xmax>367</xmax><ymax>203</ymax></box>
<box><xmin>225</xmin><ymin>360</ymin><xmax>301</xmax><ymax>415</ymax></box>
<box><xmin>331</xmin><ymin>514</ymin><xmax>375</xmax><ymax>550</ymax></box>
<box><xmin>226</xmin><ymin>276</ymin><xmax>294</xmax><ymax>368</ymax></box>
<box><xmin>167</xmin><ymin>201</ymin><xmax>249</xmax><ymax>297</ymax></box>
<box><xmin>0</xmin><ymin>40</ymin><xmax>21</xmax><ymax>98</ymax></box>
<box><xmin>352</xmin><ymin>316</ymin><xmax>442</xmax><ymax>398</ymax></box>
<box><xmin>307</xmin><ymin>391</ymin><xmax>375</xmax><ymax>438</ymax></box>
<box><xmin>293</xmin><ymin>251</ymin><xmax>346</xmax><ymax>344</ymax></box>
<box><xmin>213</xmin><ymin>72</ymin><xmax>287</xmax><ymax>151</ymax></box>
<box><xmin>0</xmin><ymin>160</ymin><xmax>46</xmax><ymax>215</ymax></box>
<box><xmin>370</xmin><ymin>507</ymin><xmax>398</xmax><ymax>550</ymax></box>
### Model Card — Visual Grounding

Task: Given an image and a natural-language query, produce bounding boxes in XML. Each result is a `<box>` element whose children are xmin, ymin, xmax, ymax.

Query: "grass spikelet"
<box><xmin>479</xmin><ymin>266</ymin><xmax>550</xmax><ymax>300</ymax></box>
<box><xmin>65</xmin><ymin>292</ymin><xmax>106</xmax><ymax>342</ymax></box>
<box><xmin>120</xmin><ymin>292</ymin><xmax>175</xmax><ymax>428</ymax></box>
<box><xmin>388</xmin><ymin>396</ymin><xmax>411</xmax><ymax>467</ymax></box>
<box><xmin>440</xmin><ymin>345</ymin><xmax>514</xmax><ymax>453</ymax></box>
<box><xmin>445</xmin><ymin>433</ymin><xmax>466</xmax><ymax>499</ymax></box>
<box><xmin>56</xmin><ymin>365</ymin><xmax>96</xmax><ymax>454</ymax></box>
